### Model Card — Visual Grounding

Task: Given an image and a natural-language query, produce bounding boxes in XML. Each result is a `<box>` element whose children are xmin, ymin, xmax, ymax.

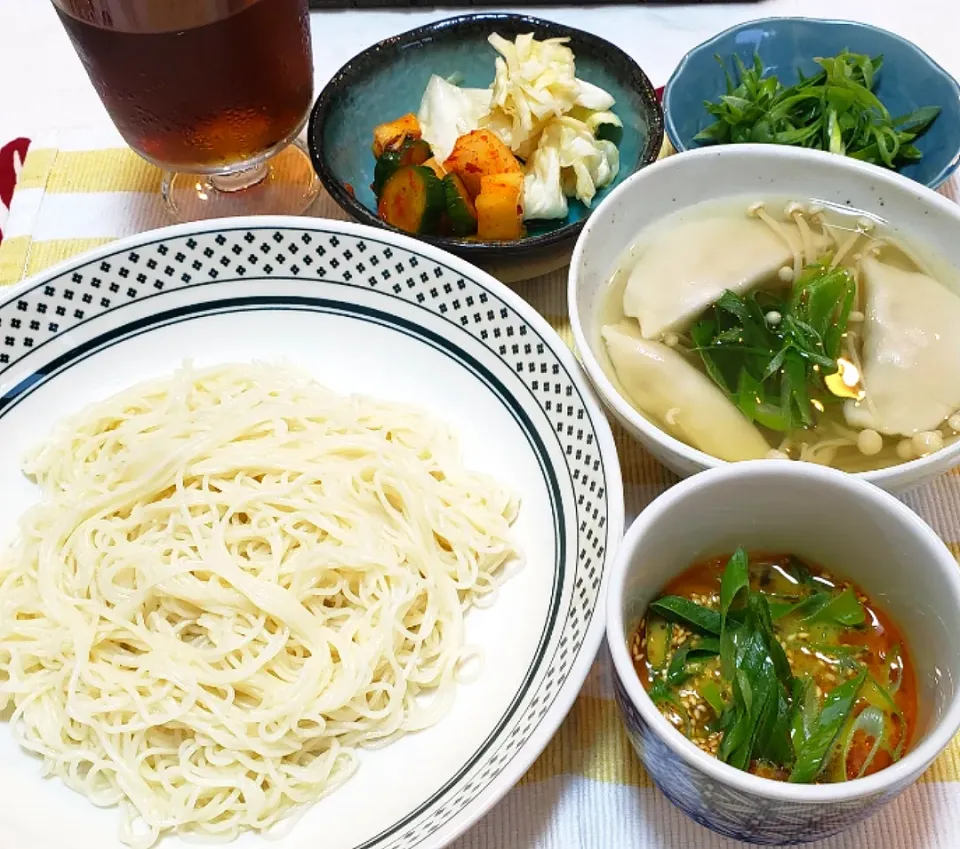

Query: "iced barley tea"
<box><xmin>52</xmin><ymin>0</ymin><xmax>313</xmax><ymax>172</ymax></box>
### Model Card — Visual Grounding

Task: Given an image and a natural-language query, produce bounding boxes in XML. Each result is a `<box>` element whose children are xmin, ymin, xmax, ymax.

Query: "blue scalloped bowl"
<box><xmin>663</xmin><ymin>17</ymin><xmax>960</xmax><ymax>189</ymax></box>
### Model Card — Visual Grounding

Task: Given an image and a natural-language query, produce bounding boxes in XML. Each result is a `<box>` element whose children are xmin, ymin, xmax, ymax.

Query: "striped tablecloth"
<box><xmin>2</xmin><ymin>128</ymin><xmax>960</xmax><ymax>849</ymax></box>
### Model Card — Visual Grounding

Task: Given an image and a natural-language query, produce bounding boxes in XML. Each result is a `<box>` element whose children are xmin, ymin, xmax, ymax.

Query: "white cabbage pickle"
<box><xmin>524</xmin><ymin>117</ymin><xmax>619</xmax><ymax>218</ymax></box>
<box><xmin>414</xmin><ymin>31</ymin><xmax>622</xmax><ymax>222</ymax></box>
<box><xmin>417</xmin><ymin>75</ymin><xmax>492</xmax><ymax>162</ymax></box>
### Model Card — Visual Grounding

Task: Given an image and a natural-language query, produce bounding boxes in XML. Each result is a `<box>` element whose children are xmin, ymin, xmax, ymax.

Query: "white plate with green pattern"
<box><xmin>0</xmin><ymin>218</ymin><xmax>623</xmax><ymax>849</ymax></box>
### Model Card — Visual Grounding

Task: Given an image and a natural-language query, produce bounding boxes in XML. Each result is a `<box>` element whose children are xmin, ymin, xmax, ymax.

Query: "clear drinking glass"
<box><xmin>52</xmin><ymin>0</ymin><xmax>320</xmax><ymax>221</ymax></box>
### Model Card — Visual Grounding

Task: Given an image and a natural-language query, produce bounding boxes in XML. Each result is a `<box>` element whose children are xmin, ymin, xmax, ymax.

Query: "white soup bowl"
<box><xmin>568</xmin><ymin>144</ymin><xmax>960</xmax><ymax>492</ymax></box>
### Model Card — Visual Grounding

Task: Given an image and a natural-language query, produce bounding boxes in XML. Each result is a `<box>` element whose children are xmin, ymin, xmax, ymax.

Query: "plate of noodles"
<box><xmin>0</xmin><ymin>218</ymin><xmax>622</xmax><ymax>849</ymax></box>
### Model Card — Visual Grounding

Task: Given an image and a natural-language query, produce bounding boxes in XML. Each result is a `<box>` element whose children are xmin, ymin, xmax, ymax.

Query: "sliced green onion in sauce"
<box><xmin>633</xmin><ymin>549</ymin><xmax>913</xmax><ymax>784</ymax></box>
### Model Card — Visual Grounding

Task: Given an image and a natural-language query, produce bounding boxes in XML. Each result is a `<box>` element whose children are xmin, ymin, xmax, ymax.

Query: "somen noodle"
<box><xmin>0</xmin><ymin>362</ymin><xmax>521</xmax><ymax>847</ymax></box>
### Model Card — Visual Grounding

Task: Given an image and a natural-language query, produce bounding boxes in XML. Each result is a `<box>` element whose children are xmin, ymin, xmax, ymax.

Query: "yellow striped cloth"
<box><xmin>3</xmin><ymin>129</ymin><xmax>960</xmax><ymax>849</ymax></box>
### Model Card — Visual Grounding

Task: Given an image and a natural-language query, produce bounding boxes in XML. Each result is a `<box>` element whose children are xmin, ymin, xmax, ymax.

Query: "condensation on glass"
<box><xmin>53</xmin><ymin>0</ymin><xmax>319</xmax><ymax>219</ymax></box>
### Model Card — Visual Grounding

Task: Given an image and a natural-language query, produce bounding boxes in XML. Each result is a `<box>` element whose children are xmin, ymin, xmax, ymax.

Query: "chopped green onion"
<box><xmin>666</xmin><ymin>640</ymin><xmax>695</xmax><ymax>686</ymax></box>
<box><xmin>691</xmin><ymin>264</ymin><xmax>856</xmax><ymax>431</ymax></box>
<box><xmin>773</xmin><ymin>587</ymin><xmax>866</xmax><ymax>627</ymax></box>
<box><xmin>664</xmin><ymin>636</ymin><xmax>722</xmax><ymax>688</ymax></box>
<box><xmin>649</xmin><ymin>597</ymin><xmax>721</xmax><ymax>635</ymax></box>
<box><xmin>885</xmin><ymin>643</ymin><xmax>904</xmax><ymax>694</ymax></box>
<box><xmin>688</xmin><ymin>635</ymin><xmax>722</xmax><ymax>659</ymax></box>
<box><xmin>862</xmin><ymin>675</ymin><xmax>907</xmax><ymax>761</ymax></box>
<box><xmin>790</xmin><ymin>676</ymin><xmax>821</xmax><ymax>756</ymax></box>
<box><xmin>701</xmin><ymin>680</ymin><xmax>727</xmax><ymax>715</ymax></box>
<box><xmin>694</xmin><ymin>50</ymin><xmax>940</xmax><ymax>171</ymax></box>
<box><xmin>805</xmin><ymin>588</ymin><xmax>866</xmax><ymax>627</ymax></box>
<box><xmin>716</xmin><ymin>551</ymin><xmax>795</xmax><ymax>770</ymax></box>
<box><xmin>649</xmin><ymin>678</ymin><xmax>692</xmax><ymax>737</ymax></box>
<box><xmin>720</xmin><ymin>548</ymin><xmax>750</xmax><ymax>629</ymax></box>
<box><xmin>841</xmin><ymin>705</ymin><xmax>887</xmax><ymax>779</ymax></box>
<box><xmin>790</xmin><ymin>670</ymin><xmax>867</xmax><ymax>783</ymax></box>
<box><xmin>645</xmin><ymin>616</ymin><xmax>672</xmax><ymax>669</ymax></box>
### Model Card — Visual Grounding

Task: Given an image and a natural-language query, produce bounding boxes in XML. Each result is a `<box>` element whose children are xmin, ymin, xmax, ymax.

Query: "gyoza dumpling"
<box><xmin>623</xmin><ymin>217</ymin><xmax>828</xmax><ymax>340</ymax></box>
<box><xmin>844</xmin><ymin>257</ymin><xmax>960</xmax><ymax>436</ymax></box>
<box><xmin>602</xmin><ymin>322</ymin><xmax>769</xmax><ymax>461</ymax></box>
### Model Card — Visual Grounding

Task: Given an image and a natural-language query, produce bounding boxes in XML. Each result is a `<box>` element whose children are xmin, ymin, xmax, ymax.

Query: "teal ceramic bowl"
<box><xmin>663</xmin><ymin>17</ymin><xmax>960</xmax><ymax>189</ymax></box>
<box><xmin>308</xmin><ymin>14</ymin><xmax>663</xmax><ymax>280</ymax></box>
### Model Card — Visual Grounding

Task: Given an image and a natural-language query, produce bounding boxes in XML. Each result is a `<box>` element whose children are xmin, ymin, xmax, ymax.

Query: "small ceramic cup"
<box><xmin>606</xmin><ymin>460</ymin><xmax>960</xmax><ymax>845</ymax></box>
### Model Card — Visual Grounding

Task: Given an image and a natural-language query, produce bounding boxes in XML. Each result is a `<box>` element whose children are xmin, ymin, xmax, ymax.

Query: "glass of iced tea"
<box><xmin>52</xmin><ymin>0</ymin><xmax>319</xmax><ymax>221</ymax></box>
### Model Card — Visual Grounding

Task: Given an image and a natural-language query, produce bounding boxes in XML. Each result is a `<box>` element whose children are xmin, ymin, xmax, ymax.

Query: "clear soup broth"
<box><xmin>597</xmin><ymin>197</ymin><xmax>960</xmax><ymax>472</ymax></box>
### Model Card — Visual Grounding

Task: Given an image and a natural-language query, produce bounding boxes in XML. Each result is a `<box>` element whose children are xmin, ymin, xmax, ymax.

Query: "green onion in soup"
<box><xmin>631</xmin><ymin>549</ymin><xmax>915</xmax><ymax>783</ymax></box>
